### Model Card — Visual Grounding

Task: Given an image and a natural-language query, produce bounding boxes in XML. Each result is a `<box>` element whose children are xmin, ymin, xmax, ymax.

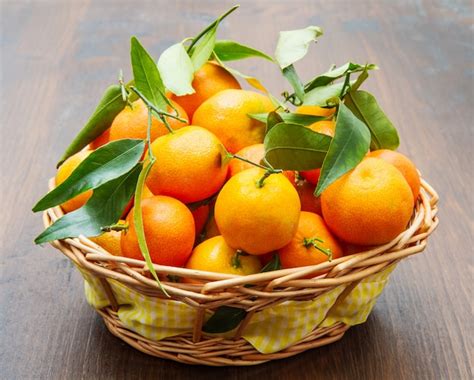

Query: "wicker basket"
<box><xmin>43</xmin><ymin>177</ymin><xmax>439</xmax><ymax>366</ymax></box>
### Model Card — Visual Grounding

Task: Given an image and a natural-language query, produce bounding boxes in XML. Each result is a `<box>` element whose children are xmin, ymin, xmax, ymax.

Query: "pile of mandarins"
<box><xmin>57</xmin><ymin>62</ymin><xmax>420</xmax><ymax>277</ymax></box>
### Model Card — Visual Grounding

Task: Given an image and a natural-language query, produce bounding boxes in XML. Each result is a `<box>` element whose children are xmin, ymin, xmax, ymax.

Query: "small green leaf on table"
<box><xmin>56</xmin><ymin>84</ymin><xmax>128</xmax><ymax>167</ymax></box>
<box><xmin>344</xmin><ymin>90</ymin><xmax>400</xmax><ymax>150</ymax></box>
<box><xmin>202</xmin><ymin>306</ymin><xmax>247</xmax><ymax>334</ymax></box>
<box><xmin>213</xmin><ymin>40</ymin><xmax>273</xmax><ymax>61</ymax></box>
<box><xmin>315</xmin><ymin>103</ymin><xmax>371</xmax><ymax>196</ymax></box>
<box><xmin>131</xmin><ymin>36</ymin><xmax>167</xmax><ymax>111</ymax></box>
<box><xmin>264</xmin><ymin>123</ymin><xmax>332</xmax><ymax>171</ymax></box>
<box><xmin>33</xmin><ymin>139</ymin><xmax>145</xmax><ymax>212</ymax></box>
<box><xmin>34</xmin><ymin>164</ymin><xmax>142</xmax><ymax>244</ymax></box>
<box><xmin>157</xmin><ymin>43</ymin><xmax>195</xmax><ymax>96</ymax></box>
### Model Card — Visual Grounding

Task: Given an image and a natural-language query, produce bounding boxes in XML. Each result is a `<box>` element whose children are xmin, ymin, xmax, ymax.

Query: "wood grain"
<box><xmin>0</xmin><ymin>0</ymin><xmax>472</xmax><ymax>379</ymax></box>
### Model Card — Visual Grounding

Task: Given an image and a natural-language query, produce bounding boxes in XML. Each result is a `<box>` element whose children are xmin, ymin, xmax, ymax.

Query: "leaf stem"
<box><xmin>231</xmin><ymin>250</ymin><xmax>245</xmax><ymax>269</ymax></box>
<box><xmin>131</xmin><ymin>86</ymin><xmax>187</xmax><ymax>125</ymax></box>
<box><xmin>303</xmin><ymin>237</ymin><xmax>333</xmax><ymax>261</ymax></box>
<box><xmin>256</xmin><ymin>170</ymin><xmax>273</xmax><ymax>188</ymax></box>
<box><xmin>340</xmin><ymin>73</ymin><xmax>351</xmax><ymax>98</ymax></box>
<box><xmin>186</xmin><ymin>5</ymin><xmax>240</xmax><ymax>53</ymax></box>
<box><xmin>231</xmin><ymin>153</ymin><xmax>270</xmax><ymax>171</ymax></box>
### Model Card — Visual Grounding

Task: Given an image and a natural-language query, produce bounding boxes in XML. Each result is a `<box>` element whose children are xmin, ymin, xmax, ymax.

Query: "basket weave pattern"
<box><xmin>43</xmin><ymin>177</ymin><xmax>439</xmax><ymax>366</ymax></box>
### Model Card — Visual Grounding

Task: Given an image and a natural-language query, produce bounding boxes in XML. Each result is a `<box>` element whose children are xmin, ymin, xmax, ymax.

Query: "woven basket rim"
<box><xmin>41</xmin><ymin>176</ymin><xmax>439</xmax><ymax>365</ymax></box>
<box><xmin>43</xmin><ymin>176</ymin><xmax>439</xmax><ymax>293</ymax></box>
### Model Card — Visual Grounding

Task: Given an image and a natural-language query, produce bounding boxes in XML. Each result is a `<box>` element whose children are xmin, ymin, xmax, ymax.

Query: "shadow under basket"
<box><xmin>43</xmin><ymin>177</ymin><xmax>439</xmax><ymax>366</ymax></box>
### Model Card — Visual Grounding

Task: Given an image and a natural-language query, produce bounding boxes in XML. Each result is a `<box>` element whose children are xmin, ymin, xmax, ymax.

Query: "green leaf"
<box><xmin>266</xmin><ymin>111</ymin><xmax>284</xmax><ymax>133</ymax></box>
<box><xmin>212</xmin><ymin>53</ymin><xmax>268</xmax><ymax>92</ymax></box>
<box><xmin>157</xmin><ymin>43</ymin><xmax>195</xmax><ymax>96</ymax></box>
<box><xmin>261</xmin><ymin>254</ymin><xmax>281</xmax><ymax>272</ymax></box>
<box><xmin>190</xmin><ymin>23</ymin><xmax>217</xmax><ymax>71</ymax></box>
<box><xmin>344</xmin><ymin>90</ymin><xmax>400</xmax><ymax>150</ymax></box>
<box><xmin>132</xmin><ymin>158</ymin><xmax>167</xmax><ymax>295</ymax></box>
<box><xmin>131</xmin><ymin>36</ymin><xmax>167</xmax><ymax>111</ymax></box>
<box><xmin>57</xmin><ymin>84</ymin><xmax>128</xmax><ymax>167</ymax></box>
<box><xmin>202</xmin><ymin>306</ymin><xmax>247</xmax><ymax>334</ymax></box>
<box><xmin>283</xmin><ymin>64</ymin><xmax>305</xmax><ymax>102</ymax></box>
<box><xmin>213</xmin><ymin>40</ymin><xmax>273</xmax><ymax>61</ymax></box>
<box><xmin>274</xmin><ymin>26</ymin><xmax>323</xmax><ymax>69</ymax></box>
<box><xmin>34</xmin><ymin>164</ymin><xmax>141</xmax><ymax>244</ymax></box>
<box><xmin>305</xmin><ymin>62</ymin><xmax>377</xmax><ymax>92</ymax></box>
<box><xmin>303</xmin><ymin>80</ymin><xmax>355</xmax><ymax>106</ymax></box>
<box><xmin>33</xmin><ymin>140</ymin><xmax>145</xmax><ymax>212</ymax></box>
<box><xmin>249</xmin><ymin>112</ymin><xmax>326</xmax><ymax>126</ymax></box>
<box><xmin>315</xmin><ymin>103</ymin><xmax>371</xmax><ymax>196</ymax></box>
<box><xmin>264</xmin><ymin>123</ymin><xmax>332</xmax><ymax>170</ymax></box>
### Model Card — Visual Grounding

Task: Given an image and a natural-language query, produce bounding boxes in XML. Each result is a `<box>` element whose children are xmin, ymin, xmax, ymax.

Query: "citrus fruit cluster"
<box><xmin>56</xmin><ymin>61</ymin><xmax>421</xmax><ymax>279</ymax></box>
<box><xmin>32</xmin><ymin>6</ymin><xmax>423</xmax><ymax>286</ymax></box>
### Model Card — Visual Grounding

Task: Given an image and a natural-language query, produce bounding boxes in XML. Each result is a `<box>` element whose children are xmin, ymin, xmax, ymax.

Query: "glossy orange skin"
<box><xmin>171</xmin><ymin>62</ymin><xmax>241</xmax><ymax>119</ymax></box>
<box><xmin>90</xmin><ymin>220</ymin><xmax>126</xmax><ymax>256</ymax></box>
<box><xmin>296</xmin><ymin>180</ymin><xmax>322</xmax><ymax>216</ymax></box>
<box><xmin>279</xmin><ymin>212</ymin><xmax>343</xmax><ymax>269</ymax></box>
<box><xmin>192</xmin><ymin>89</ymin><xmax>274</xmax><ymax>153</ymax></box>
<box><xmin>121</xmin><ymin>196</ymin><xmax>195</xmax><ymax>266</ymax></box>
<box><xmin>321</xmin><ymin>158</ymin><xmax>414</xmax><ymax>246</ymax></box>
<box><xmin>191</xmin><ymin>204</ymin><xmax>210</xmax><ymax>236</ymax></box>
<box><xmin>55</xmin><ymin>150</ymin><xmax>92</xmax><ymax>213</ymax></box>
<box><xmin>300</xmin><ymin>120</ymin><xmax>336</xmax><ymax>185</ymax></box>
<box><xmin>106</xmin><ymin>99</ymin><xmax>188</xmax><ymax>143</ymax></box>
<box><xmin>367</xmin><ymin>149</ymin><xmax>421</xmax><ymax>201</ymax></box>
<box><xmin>89</xmin><ymin>129</ymin><xmax>110</xmax><ymax>149</ymax></box>
<box><xmin>215</xmin><ymin>168</ymin><xmax>301</xmax><ymax>255</ymax></box>
<box><xmin>146</xmin><ymin>126</ymin><xmax>229</xmax><ymax>203</ymax></box>
<box><xmin>229</xmin><ymin>144</ymin><xmax>296</xmax><ymax>185</ymax></box>
<box><xmin>185</xmin><ymin>236</ymin><xmax>262</xmax><ymax>276</ymax></box>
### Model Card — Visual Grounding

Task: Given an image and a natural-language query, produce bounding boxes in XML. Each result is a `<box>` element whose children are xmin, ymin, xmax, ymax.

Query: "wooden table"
<box><xmin>1</xmin><ymin>0</ymin><xmax>472</xmax><ymax>378</ymax></box>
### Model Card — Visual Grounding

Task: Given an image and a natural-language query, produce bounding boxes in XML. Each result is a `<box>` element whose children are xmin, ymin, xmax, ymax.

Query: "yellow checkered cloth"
<box><xmin>79</xmin><ymin>263</ymin><xmax>396</xmax><ymax>354</ymax></box>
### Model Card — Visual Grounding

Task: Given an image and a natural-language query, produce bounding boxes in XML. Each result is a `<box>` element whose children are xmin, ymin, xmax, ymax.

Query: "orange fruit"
<box><xmin>146</xmin><ymin>126</ymin><xmax>228</xmax><ymax>203</ymax></box>
<box><xmin>105</xmin><ymin>99</ymin><xmax>188</xmax><ymax>144</ymax></box>
<box><xmin>215</xmin><ymin>168</ymin><xmax>301</xmax><ymax>255</ymax></box>
<box><xmin>89</xmin><ymin>129</ymin><xmax>110</xmax><ymax>150</ymax></box>
<box><xmin>204</xmin><ymin>215</ymin><xmax>220</xmax><ymax>239</ymax></box>
<box><xmin>296</xmin><ymin>180</ymin><xmax>322</xmax><ymax>215</ymax></box>
<box><xmin>192</xmin><ymin>89</ymin><xmax>274</xmax><ymax>153</ymax></box>
<box><xmin>55</xmin><ymin>150</ymin><xmax>92</xmax><ymax>213</ymax></box>
<box><xmin>121</xmin><ymin>184</ymin><xmax>154</xmax><ymax>219</ymax></box>
<box><xmin>190</xmin><ymin>204</ymin><xmax>210</xmax><ymax>236</ymax></box>
<box><xmin>229</xmin><ymin>143</ymin><xmax>296</xmax><ymax>185</ymax></box>
<box><xmin>279</xmin><ymin>212</ymin><xmax>343</xmax><ymax>269</ymax></box>
<box><xmin>296</xmin><ymin>105</ymin><xmax>336</xmax><ymax>118</ymax></box>
<box><xmin>171</xmin><ymin>62</ymin><xmax>241</xmax><ymax>119</ymax></box>
<box><xmin>321</xmin><ymin>157</ymin><xmax>414</xmax><ymax>246</ymax></box>
<box><xmin>301</xmin><ymin>120</ymin><xmax>336</xmax><ymax>185</ymax></box>
<box><xmin>89</xmin><ymin>220</ymin><xmax>126</xmax><ymax>256</ymax></box>
<box><xmin>367</xmin><ymin>149</ymin><xmax>421</xmax><ymax>201</ymax></box>
<box><xmin>185</xmin><ymin>236</ymin><xmax>262</xmax><ymax>276</ymax></box>
<box><xmin>121</xmin><ymin>196</ymin><xmax>195</xmax><ymax>266</ymax></box>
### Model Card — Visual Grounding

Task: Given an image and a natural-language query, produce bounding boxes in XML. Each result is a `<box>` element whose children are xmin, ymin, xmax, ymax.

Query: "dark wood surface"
<box><xmin>1</xmin><ymin>1</ymin><xmax>472</xmax><ymax>379</ymax></box>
